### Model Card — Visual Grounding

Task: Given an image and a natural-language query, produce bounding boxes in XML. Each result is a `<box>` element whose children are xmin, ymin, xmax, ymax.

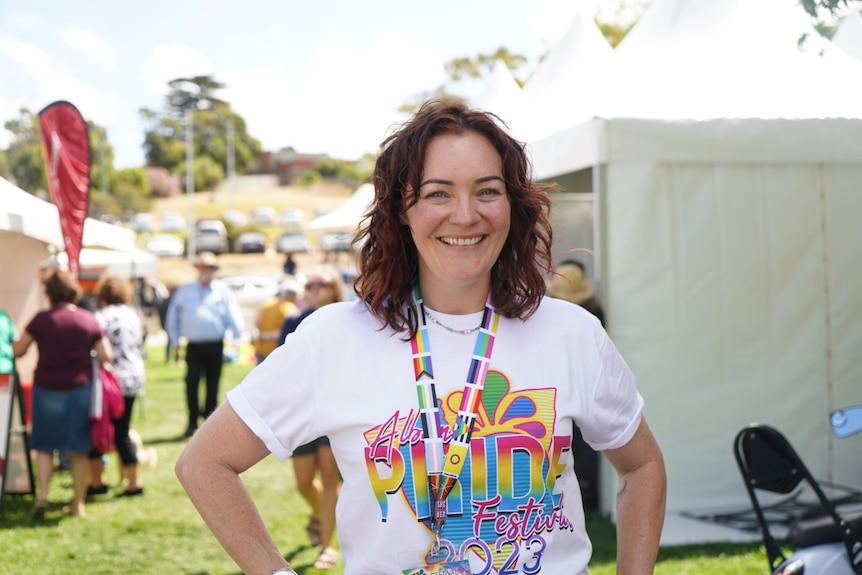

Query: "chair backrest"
<box><xmin>734</xmin><ymin>424</ymin><xmax>862</xmax><ymax>574</ymax></box>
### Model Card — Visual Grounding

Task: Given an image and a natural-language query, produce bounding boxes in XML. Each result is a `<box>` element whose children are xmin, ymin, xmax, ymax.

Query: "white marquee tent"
<box><xmin>304</xmin><ymin>183</ymin><xmax>375</xmax><ymax>231</ymax></box>
<box><xmin>522</xmin><ymin>0</ymin><xmax>862</xmax><ymax>543</ymax></box>
<box><xmin>470</xmin><ymin>60</ymin><xmax>525</xmax><ymax>135</ymax></box>
<box><xmin>56</xmin><ymin>248</ymin><xmax>157</xmax><ymax>279</ymax></box>
<box><xmin>515</xmin><ymin>5</ymin><xmax>615</xmax><ymax>141</ymax></box>
<box><xmin>833</xmin><ymin>10</ymin><xmax>862</xmax><ymax>63</ymax></box>
<box><xmin>0</xmin><ymin>176</ymin><xmax>141</xmax><ymax>385</ymax></box>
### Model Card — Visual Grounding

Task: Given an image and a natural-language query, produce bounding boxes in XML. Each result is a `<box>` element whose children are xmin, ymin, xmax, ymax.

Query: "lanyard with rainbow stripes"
<box><xmin>410</xmin><ymin>284</ymin><xmax>500</xmax><ymax>558</ymax></box>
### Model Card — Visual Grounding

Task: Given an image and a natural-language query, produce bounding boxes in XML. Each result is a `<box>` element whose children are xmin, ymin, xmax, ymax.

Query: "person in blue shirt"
<box><xmin>165</xmin><ymin>252</ymin><xmax>244</xmax><ymax>438</ymax></box>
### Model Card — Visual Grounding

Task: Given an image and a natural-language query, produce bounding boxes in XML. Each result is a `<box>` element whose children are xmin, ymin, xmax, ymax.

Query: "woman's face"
<box><xmin>403</xmin><ymin>131</ymin><xmax>511</xmax><ymax>299</ymax></box>
<box><xmin>303</xmin><ymin>276</ymin><xmax>336</xmax><ymax>309</ymax></box>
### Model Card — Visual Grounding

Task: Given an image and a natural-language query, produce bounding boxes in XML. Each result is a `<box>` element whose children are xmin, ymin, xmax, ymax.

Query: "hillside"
<box><xmin>149</xmin><ymin>180</ymin><xmax>352</xmax><ymax>223</ymax></box>
<box><xmin>147</xmin><ymin>180</ymin><xmax>355</xmax><ymax>286</ymax></box>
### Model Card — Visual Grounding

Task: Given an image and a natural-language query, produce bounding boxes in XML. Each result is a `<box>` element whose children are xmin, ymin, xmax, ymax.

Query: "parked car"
<box><xmin>146</xmin><ymin>233</ymin><xmax>185</xmax><ymax>258</ymax></box>
<box><xmin>160</xmin><ymin>211</ymin><xmax>187</xmax><ymax>232</ymax></box>
<box><xmin>275</xmin><ymin>230</ymin><xmax>312</xmax><ymax>254</ymax></box>
<box><xmin>279</xmin><ymin>207</ymin><xmax>304</xmax><ymax>227</ymax></box>
<box><xmin>222</xmin><ymin>209</ymin><xmax>247</xmax><ymax>227</ymax></box>
<box><xmin>131</xmin><ymin>212</ymin><xmax>155</xmax><ymax>232</ymax></box>
<box><xmin>193</xmin><ymin>219</ymin><xmax>228</xmax><ymax>254</ymax></box>
<box><xmin>234</xmin><ymin>232</ymin><xmax>267</xmax><ymax>254</ymax></box>
<box><xmin>250</xmin><ymin>205</ymin><xmax>276</xmax><ymax>225</ymax></box>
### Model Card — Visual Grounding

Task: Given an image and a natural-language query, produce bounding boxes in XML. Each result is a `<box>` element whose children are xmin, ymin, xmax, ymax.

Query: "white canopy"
<box><xmin>0</xmin><ymin>176</ymin><xmax>136</xmax><ymax>252</ymax></box>
<box><xmin>1</xmin><ymin>176</ymin><xmax>140</xmax><ymax>386</ymax></box>
<box><xmin>595</xmin><ymin>0</ymin><xmax>862</xmax><ymax>120</ymax></box>
<box><xmin>516</xmin><ymin>6</ymin><xmax>615</xmax><ymax>141</ymax></box>
<box><xmin>470</xmin><ymin>60</ymin><xmax>524</xmax><ymax>134</ymax></box>
<box><xmin>303</xmin><ymin>183</ymin><xmax>374</xmax><ymax>231</ymax></box>
<box><xmin>521</xmin><ymin>0</ymin><xmax>862</xmax><ymax>544</ymax></box>
<box><xmin>832</xmin><ymin>10</ymin><xmax>862</xmax><ymax>63</ymax></box>
<box><xmin>57</xmin><ymin>248</ymin><xmax>157</xmax><ymax>279</ymax></box>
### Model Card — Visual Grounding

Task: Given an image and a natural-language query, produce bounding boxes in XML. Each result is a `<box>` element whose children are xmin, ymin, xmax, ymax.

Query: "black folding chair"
<box><xmin>733</xmin><ymin>424</ymin><xmax>862</xmax><ymax>574</ymax></box>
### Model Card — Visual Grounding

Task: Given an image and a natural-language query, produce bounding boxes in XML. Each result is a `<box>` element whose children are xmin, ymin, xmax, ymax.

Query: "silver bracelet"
<box><xmin>272</xmin><ymin>568</ymin><xmax>297</xmax><ymax>575</ymax></box>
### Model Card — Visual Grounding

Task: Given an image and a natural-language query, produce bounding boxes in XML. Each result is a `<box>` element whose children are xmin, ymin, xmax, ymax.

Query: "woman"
<box><xmin>176</xmin><ymin>98</ymin><xmax>666</xmax><ymax>575</ymax></box>
<box><xmin>92</xmin><ymin>276</ymin><xmax>147</xmax><ymax>497</ymax></box>
<box><xmin>14</xmin><ymin>270</ymin><xmax>113</xmax><ymax>518</ymax></box>
<box><xmin>278</xmin><ymin>265</ymin><xmax>344</xmax><ymax>570</ymax></box>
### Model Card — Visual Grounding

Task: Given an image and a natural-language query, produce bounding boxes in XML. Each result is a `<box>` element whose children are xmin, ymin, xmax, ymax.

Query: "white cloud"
<box><xmin>0</xmin><ymin>37</ymin><xmax>111</xmax><ymax>130</ymax></box>
<box><xmin>1</xmin><ymin>38</ymin><xmax>53</xmax><ymax>77</ymax></box>
<box><xmin>223</xmin><ymin>30</ymin><xmax>445</xmax><ymax>159</ymax></box>
<box><xmin>62</xmin><ymin>25</ymin><xmax>115</xmax><ymax>70</ymax></box>
<box><xmin>145</xmin><ymin>44</ymin><xmax>213</xmax><ymax>96</ymax></box>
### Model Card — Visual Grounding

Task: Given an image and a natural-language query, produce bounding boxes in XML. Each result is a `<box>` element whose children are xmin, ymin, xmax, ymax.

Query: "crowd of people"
<box><xmin>12</xmin><ymin>269</ymin><xmax>112</xmax><ymax>517</ymax></box>
<box><xmin>4</xmin><ymin>98</ymin><xmax>667</xmax><ymax>574</ymax></box>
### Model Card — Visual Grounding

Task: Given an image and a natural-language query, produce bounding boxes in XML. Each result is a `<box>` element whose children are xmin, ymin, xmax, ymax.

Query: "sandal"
<box><xmin>87</xmin><ymin>485</ymin><xmax>109</xmax><ymax>497</ymax></box>
<box><xmin>117</xmin><ymin>487</ymin><xmax>145</xmax><ymax>497</ymax></box>
<box><xmin>306</xmin><ymin>515</ymin><xmax>321</xmax><ymax>545</ymax></box>
<box><xmin>314</xmin><ymin>547</ymin><xmax>340</xmax><ymax>569</ymax></box>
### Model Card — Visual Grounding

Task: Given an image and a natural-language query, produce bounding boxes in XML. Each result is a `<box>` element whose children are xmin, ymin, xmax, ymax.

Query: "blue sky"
<box><xmin>0</xmin><ymin>0</ymin><xmax>647</xmax><ymax>169</ymax></box>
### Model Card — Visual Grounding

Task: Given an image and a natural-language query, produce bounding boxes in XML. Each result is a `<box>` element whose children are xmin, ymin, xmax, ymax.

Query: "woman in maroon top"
<box><xmin>14</xmin><ymin>270</ymin><xmax>112</xmax><ymax>518</ymax></box>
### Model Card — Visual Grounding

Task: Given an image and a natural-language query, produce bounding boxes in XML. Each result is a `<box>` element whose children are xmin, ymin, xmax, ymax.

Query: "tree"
<box><xmin>445</xmin><ymin>47</ymin><xmax>529</xmax><ymax>85</ymax></box>
<box><xmin>166</xmin><ymin>75</ymin><xmax>227</xmax><ymax>115</ymax></box>
<box><xmin>140</xmin><ymin>109</ymin><xmax>187</xmax><ymax>171</ymax></box>
<box><xmin>2</xmin><ymin>108</ymin><xmax>47</xmax><ymax>194</ymax></box>
<box><xmin>108</xmin><ymin>167</ymin><xmax>151</xmax><ymax>217</ymax></box>
<box><xmin>404</xmin><ymin>2</ymin><xmax>648</xmax><ymax>115</ymax></box>
<box><xmin>798</xmin><ymin>0</ymin><xmax>858</xmax><ymax>42</ymax></box>
<box><xmin>595</xmin><ymin>19</ymin><xmax>638</xmax><ymax>48</ymax></box>
<box><xmin>302</xmin><ymin>157</ymin><xmax>372</xmax><ymax>189</ymax></box>
<box><xmin>179</xmin><ymin>154</ymin><xmax>224</xmax><ymax>192</ymax></box>
<box><xmin>1</xmin><ymin>107</ymin><xmax>147</xmax><ymax>219</ymax></box>
<box><xmin>88</xmin><ymin>122</ymin><xmax>115</xmax><ymax>194</ymax></box>
<box><xmin>145</xmin><ymin>166</ymin><xmax>182</xmax><ymax>198</ymax></box>
<box><xmin>800</xmin><ymin>0</ymin><xmax>856</xmax><ymax>19</ymax></box>
<box><xmin>141</xmin><ymin>75</ymin><xmax>262</xmax><ymax>192</ymax></box>
<box><xmin>0</xmin><ymin>149</ymin><xmax>9</xmax><ymax>179</ymax></box>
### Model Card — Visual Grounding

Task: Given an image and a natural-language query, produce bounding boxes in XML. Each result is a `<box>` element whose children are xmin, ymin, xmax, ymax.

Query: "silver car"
<box><xmin>193</xmin><ymin>220</ymin><xmax>228</xmax><ymax>254</ymax></box>
<box><xmin>276</xmin><ymin>230</ymin><xmax>312</xmax><ymax>254</ymax></box>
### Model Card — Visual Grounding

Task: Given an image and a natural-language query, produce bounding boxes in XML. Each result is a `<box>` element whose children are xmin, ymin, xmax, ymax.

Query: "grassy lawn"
<box><xmin>0</xmin><ymin>346</ymin><xmax>774</xmax><ymax>574</ymax></box>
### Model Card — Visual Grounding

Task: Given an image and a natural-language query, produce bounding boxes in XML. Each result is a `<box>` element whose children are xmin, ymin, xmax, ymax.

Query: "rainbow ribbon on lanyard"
<box><xmin>410</xmin><ymin>284</ymin><xmax>500</xmax><ymax>559</ymax></box>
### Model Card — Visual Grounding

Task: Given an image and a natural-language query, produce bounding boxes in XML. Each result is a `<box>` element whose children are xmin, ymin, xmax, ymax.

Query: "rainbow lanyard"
<box><xmin>410</xmin><ymin>284</ymin><xmax>500</xmax><ymax>557</ymax></box>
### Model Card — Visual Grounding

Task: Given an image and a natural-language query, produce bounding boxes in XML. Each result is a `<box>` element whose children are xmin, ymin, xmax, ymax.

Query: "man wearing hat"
<box><xmin>165</xmin><ymin>252</ymin><xmax>244</xmax><ymax>437</ymax></box>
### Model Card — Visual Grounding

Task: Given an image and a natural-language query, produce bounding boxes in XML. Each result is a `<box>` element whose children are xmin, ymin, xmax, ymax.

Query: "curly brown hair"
<box><xmin>354</xmin><ymin>96</ymin><xmax>558</xmax><ymax>335</ymax></box>
<box><xmin>44</xmin><ymin>270</ymin><xmax>83</xmax><ymax>306</ymax></box>
<box><xmin>96</xmin><ymin>275</ymin><xmax>133</xmax><ymax>306</ymax></box>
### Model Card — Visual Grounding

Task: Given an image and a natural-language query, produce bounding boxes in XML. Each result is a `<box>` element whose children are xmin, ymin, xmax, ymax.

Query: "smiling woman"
<box><xmin>403</xmin><ymin>132</ymin><xmax>510</xmax><ymax>312</ymax></box>
<box><xmin>175</xmin><ymin>97</ymin><xmax>667</xmax><ymax>575</ymax></box>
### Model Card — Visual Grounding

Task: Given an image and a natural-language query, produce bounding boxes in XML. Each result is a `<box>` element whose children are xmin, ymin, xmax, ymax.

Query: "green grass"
<box><xmin>0</xmin><ymin>347</ymin><xmax>775</xmax><ymax>574</ymax></box>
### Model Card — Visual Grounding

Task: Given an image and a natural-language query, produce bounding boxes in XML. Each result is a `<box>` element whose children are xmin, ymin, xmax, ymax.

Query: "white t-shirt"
<box><xmin>229</xmin><ymin>296</ymin><xmax>644</xmax><ymax>575</ymax></box>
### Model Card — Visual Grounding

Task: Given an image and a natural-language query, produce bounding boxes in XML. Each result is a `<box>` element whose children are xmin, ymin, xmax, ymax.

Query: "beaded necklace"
<box><xmin>423</xmin><ymin>309</ymin><xmax>481</xmax><ymax>335</ymax></box>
